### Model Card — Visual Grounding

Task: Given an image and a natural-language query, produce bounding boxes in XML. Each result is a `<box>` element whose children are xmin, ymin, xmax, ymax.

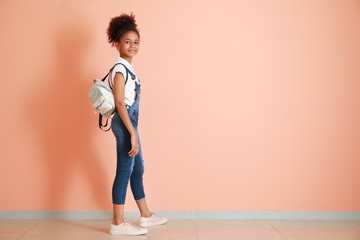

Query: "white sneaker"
<box><xmin>139</xmin><ymin>212</ymin><xmax>168</xmax><ymax>227</ymax></box>
<box><xmin>110</xmin><ymin>220</ymin><xmax>148</xmax><ymax>235</ymax></box>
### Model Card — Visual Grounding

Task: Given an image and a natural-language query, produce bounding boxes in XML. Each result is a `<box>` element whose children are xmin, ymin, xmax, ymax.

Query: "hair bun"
<box><xmin>107</xmin><ymin>12</ymin><xmax>140</xmax><ymax>47</ymax></box>
<box><xmin>113</xmin><ymin>13</ymin><xmax>137</xmax><ymax>29</ymax></box>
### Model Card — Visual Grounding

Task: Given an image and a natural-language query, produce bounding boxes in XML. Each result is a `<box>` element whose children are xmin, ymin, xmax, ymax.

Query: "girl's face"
<box><xmin>116</xmin><ymin>31</ymin><xmax>140</xmax><ymax>59</ymax></box>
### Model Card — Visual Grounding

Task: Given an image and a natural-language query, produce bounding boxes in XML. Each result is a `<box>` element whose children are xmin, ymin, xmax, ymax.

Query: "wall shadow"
<box><xmin>24</xmin><ymin>21</ymin><xmax>110</xmax><ymax>211</ymax></box>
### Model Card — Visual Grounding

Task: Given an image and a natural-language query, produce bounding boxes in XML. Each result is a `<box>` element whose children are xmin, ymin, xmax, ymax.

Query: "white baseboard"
<box><xmin>0</xmin><ymin>211</ymin><xmax>359</xmax><ymax>220</ymax></box>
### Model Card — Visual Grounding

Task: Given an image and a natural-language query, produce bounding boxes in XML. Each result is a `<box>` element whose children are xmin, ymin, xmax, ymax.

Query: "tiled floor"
<box><xmin>0</xmin><ymin>219</ymin><xmax>359</xmax><ymax>240</ymax></box>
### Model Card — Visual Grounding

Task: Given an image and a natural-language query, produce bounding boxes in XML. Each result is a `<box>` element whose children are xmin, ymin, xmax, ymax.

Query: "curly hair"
<box><xmin>107</xmin><ymin>12</ymin><xmax>140</xmax><ymax>47</ymax></box>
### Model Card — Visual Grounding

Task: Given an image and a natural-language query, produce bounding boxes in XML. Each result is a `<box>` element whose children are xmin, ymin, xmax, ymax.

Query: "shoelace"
<box><xmin>123</xmin><ymin>220</ymin><xmax>143</xmax><ymax>229</ymax></box>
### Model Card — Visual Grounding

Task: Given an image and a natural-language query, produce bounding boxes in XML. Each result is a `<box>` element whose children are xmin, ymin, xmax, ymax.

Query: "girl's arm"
<box><xmin>113</xmin><ymin>72</ymin><xmax>139</xmax><ymax>157</ymax></box>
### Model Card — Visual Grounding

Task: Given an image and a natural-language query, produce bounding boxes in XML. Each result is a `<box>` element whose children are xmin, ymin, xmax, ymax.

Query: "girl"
<box><xmin>107</xmin><ymin>13</ymin><xmax>168</xmax><ymax>235</ymax></box>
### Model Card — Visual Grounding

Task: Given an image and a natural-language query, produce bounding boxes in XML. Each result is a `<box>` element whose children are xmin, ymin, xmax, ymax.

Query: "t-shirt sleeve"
<box><xmin>111</xmin><ymin>64</ymin><xmax>127</xmax><ymax>88</ymax></box>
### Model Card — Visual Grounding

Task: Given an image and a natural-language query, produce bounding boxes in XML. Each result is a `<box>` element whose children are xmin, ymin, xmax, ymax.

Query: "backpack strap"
<box><xmin>106</xmin><ymin>63</ymin><xmax>137</xmax><ymax>90</ymax></box>
<box><xmin>110</xmin><ymin>64</ymin><xmax>126</xmax><ymax>89</ymax></box>
<box><xmin>98</xmin><ymin>62</ymin><xmax>136</xmax><ymax>131</ymax></box>
<box><xmin>99</xmin><ymin>114</ymin><xmax>112</xmax><ymax>131</ymax></box>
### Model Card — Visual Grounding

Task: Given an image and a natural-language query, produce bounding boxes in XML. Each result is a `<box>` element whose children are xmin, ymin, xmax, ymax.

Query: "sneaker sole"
<box><xmin>140</xmin><ymin>218</ymin><xmax>168</xmax><ymax>227</ymax></box>
<box><xmin>109</xmin><ymin>228</ymin><xmax>147</xmax><ymax>235</ymax></box>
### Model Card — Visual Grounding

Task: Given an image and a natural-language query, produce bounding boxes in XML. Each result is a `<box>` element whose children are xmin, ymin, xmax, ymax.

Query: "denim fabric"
<box><xmin>111</xmin><ymin>81</ymin><xmax>145</xmax><ymax>204</ymax></box>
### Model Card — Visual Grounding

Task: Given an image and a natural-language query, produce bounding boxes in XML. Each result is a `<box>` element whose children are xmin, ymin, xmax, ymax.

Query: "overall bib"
<box><xmin>111</xmin><ymin>81</ymin><xmax>145</xmax><ymax>204</ymax></box>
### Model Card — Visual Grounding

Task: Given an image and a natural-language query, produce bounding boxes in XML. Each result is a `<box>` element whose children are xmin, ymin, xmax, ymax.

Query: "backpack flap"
<box><xmin>93</xmin><ymin>96</ymin><xmax>104</xmax><ymax>109</ymax></box>
<box><xmin>89</xmin><ymin>79</ymin><xmax>115</xmax><ymax>117</ymax></box>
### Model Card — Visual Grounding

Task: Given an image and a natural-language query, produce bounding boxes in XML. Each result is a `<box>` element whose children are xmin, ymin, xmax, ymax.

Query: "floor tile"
<box><xmin>343</xmin><ymin>220</ymin><xmax>360</xmax><ymax>231</ymax></box>
<box><xmin>2</xmin><ymin>219</ymin><xmax>360</xmax><ymax>240</ymax></box>
<box><xmin>18</xmin><ymin>232</ymin><xmax>110</xmax><ymax>240</ymax></box>
<box><xmin>0</xmin><ymin>232</ymin><xmax>24</xmax><ymax>240</ymax></box>
<box><xmin>20</xmin><ymin>220</ymin><xmax>197</xmax><ymax>240</ymax></box>
<box><xmin>269</xmin><ymin>220</ymin><xmax>360</xmax><ymax>240</ymax></box>
<box><xmin>109</xmin><ymin>234</ymin><xmax>148</xmax><ymax>240</ymax></box>
<box><xmin>145</xmin><ymin>220</ymin><xmax>197</xmax><ymax>240</ymax></box>
<box><xmin>194</xmin><ymin>220</ymin><xmax>286</xmax><ymax>240</ymax></box>
<box><xmin>0</xmin><ymin>220</ymin><xmax>39</xmax><ymax>233</ymax></box>
<box><xmin>27</xmin><ymin>220</ymin><xmax>110</xmax><ymax>234</ymax></box>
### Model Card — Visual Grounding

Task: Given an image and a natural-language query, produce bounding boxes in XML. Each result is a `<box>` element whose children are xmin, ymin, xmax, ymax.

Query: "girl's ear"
<box><xmin>115</xmin><ymin>41</ymin><xmax>120</xmax><ymax>51</ymax></box>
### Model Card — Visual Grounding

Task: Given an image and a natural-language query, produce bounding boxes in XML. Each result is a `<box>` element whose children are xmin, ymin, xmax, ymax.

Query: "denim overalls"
<box><xmin>111</xmin><ymin>80</ymin><xmax>145</xmax><ymax>205</ymax></box>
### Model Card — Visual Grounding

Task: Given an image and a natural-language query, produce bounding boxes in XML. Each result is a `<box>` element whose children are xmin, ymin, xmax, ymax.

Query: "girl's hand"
<box><xmin>129</xmin><ymin>132</ymin><xmax>139</xmax><ymax>157</ymax></box>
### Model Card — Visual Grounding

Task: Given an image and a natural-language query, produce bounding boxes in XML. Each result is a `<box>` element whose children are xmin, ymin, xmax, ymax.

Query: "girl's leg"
<box><xmin>130</xmin><ymin>131</ymin><xmax>151</xmax><ymax>217</ymax></box>
<box><xmin>111</xmin><ymin>116</ymin><xmax>134</xmax><ymax>225</ymax></box>
<box><xmin>135</xmin><ymin>198</ymin><xmax>152</xmax><ymax>218</ymax></box>
<box><xmin>112</xmin><ymin>144</ymin><xmax>134</xmax><ymax>224</ymax></box>
<box><xmin>112</xmin><ymin>204</ymin><xmax>125</xmax><ymax>225</ymax></box>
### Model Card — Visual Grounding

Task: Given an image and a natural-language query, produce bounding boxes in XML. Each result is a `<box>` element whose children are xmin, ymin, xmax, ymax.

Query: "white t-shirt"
<box><xmin>110</xmin><ymin>56</ymin><xmax>140</xmax><ymax>106</ymax></box>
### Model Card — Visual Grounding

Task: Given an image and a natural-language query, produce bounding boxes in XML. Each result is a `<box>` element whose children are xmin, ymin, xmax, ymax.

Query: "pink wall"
<box><xmin>1</xmin><ymin>0</ymin><xmax>360</xmax><ymax>211</ymax></box>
